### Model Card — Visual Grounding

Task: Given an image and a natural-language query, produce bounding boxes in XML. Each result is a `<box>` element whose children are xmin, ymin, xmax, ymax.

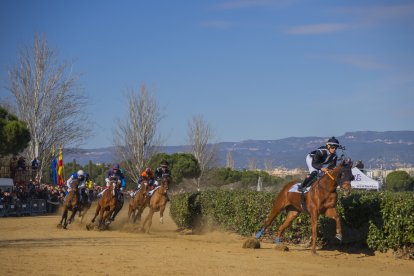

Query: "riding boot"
<box><xmin>298</xmin><ymin>171</ymin><xmax>318</xmax><ymax>192</ymax></box>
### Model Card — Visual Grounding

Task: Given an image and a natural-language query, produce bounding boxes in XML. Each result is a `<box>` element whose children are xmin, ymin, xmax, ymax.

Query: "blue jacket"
<box><xmin>106</xmin><ymin>169</ymin><xmax>126</xmax><ymax>188</ymax></box>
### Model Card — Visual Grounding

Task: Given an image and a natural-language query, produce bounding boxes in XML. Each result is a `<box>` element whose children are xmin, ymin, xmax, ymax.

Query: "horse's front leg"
<box><xmin>58</xmin><ymin>209</ymin><xmax>67</xmax><ymax>227</ymax></box>
<box><xmin>310</xmin><ymin>212</ymin><xmax>318</xmax><ymax>254</ymax></box>
<box><xmin>67</xmin><ymin>207</ymin><xmax>78</xmax><ymax>225</ymax></box>
<box><xmin>103</xmin><ymin>204</ymin><xmax>116</xmax><ymax>225</ymax></box>
<box><xmin>159</xmin><ymin>202</ymin><xmax>167</xmax><ymax>224</ymax></box>
<box><xmin>325</xmin><ymin>207</ymin><xmax>342</xmax><ymax>241</ymax></box>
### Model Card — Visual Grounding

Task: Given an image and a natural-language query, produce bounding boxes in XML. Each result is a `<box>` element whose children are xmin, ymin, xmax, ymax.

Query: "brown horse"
<box><xmin>128</xmin><ymin>180</ymin><xmax>149</xmax><ymax>223</ymax></box>
<box><xmin>255</xmin><ymin>159</ymin><xmax>354</xmax><ymax>254</ymax></box>
<box><xmin>140</xmin><ymin>176</ymin><xmax>170</xmax><ymax>233</ymax></box>
<box><xmin>57</xmin><ymin>181</ymin><xmax>79</xmax><ymax>229</ymax></box>
<box><xmin>88</xmin><ymin>179</ymin><xmax>119</xmax><ymax>230</ymax></box>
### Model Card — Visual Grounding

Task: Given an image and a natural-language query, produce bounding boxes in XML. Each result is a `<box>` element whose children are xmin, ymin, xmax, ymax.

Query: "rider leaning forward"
<box><xmin>66</xmin><ymin>169</ymin><xmax>88</xmax><ymax>203</ymax></box>
<box><xmin>135</xmin><ymin>160</ymin><xmax>171</xmax><ymax>196</ymax></box>
<box><xmin>298</xmin><ymin>137</ymin><xmax>342</xmax><ymax>192</ymax></box>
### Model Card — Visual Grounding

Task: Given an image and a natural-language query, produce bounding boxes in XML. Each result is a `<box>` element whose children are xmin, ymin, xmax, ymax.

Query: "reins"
<box><xmin>316</xmin><ymin>169</ymin><xmax>339</xmax><ymax>193</ymax></box>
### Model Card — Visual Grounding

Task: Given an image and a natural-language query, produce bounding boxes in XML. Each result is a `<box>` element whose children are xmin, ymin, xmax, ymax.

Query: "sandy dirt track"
<box><xmin>0</xmin><ymin>203</ymin><xmax>413</xmax><ymax>276</ymax></box>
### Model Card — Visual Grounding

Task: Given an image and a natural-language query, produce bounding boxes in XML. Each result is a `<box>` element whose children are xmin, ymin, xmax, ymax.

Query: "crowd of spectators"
<box><xmin>0</xmin><ymin>180</ymin><xmax>104</xmax><ymax>213</ymax></box>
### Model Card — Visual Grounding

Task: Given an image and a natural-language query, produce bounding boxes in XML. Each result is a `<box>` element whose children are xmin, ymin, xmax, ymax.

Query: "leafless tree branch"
<box><xmin>187</xmin><ymin>115</ymin><xmax>217</xmax><ymax>189</ymax></box>
<box><xmin>114</xmin><ymin>85</ymin><xmax>163</xmax><ymax>183</ymax></box>
<box><xmin>7</xmin><ymin>34</ymin><xmax>90</xmax><ymax>180</ymax></box>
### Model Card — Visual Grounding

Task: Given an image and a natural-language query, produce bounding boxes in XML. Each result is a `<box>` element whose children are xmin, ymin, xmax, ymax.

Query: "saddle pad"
<box><xmin>288</xmin><ymin>183</ymin><xmax>311</xmax><ymax>193</ymax></box>
<box><xmin>148</xmin><ymin>186</ymin><xmax>160</xmax><ymax>196</ymax></box>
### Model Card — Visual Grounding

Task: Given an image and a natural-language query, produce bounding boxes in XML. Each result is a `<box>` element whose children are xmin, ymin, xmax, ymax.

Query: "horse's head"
<box><xmin>160</xmin><ymin>176</ymin><xmax>170</xmax><ymax>192</ymax></box>
<box><xmin>109</xmin><ymin>176</ymin><xmax>121</xmax><ymax>189</ymax></box>
<box><xmin>70</xmin><ymin>180</ymin><xmax>79</xmax><ymax>191</ymax></box>
<box><xmin>336</xmin><ymin>159</ymin><xmax>354</xmax><ymax>197</ymax></box>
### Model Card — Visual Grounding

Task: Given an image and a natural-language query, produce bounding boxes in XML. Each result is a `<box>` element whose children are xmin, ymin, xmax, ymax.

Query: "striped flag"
<box><xmin>57</xmin><ymin>145</ymin><xmax>64</xmax><ymax>186</ymax></box>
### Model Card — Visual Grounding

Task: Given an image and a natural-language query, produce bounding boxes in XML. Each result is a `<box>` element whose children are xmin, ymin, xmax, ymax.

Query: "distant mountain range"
<box><xmin>65</xmin><ymin>131</ymin><xmax>414</xmax><ymax>170</ymax></box>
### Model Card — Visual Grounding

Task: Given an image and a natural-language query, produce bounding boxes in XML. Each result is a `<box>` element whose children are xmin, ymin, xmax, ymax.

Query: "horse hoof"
<box><xmin>56</xmin><ymin>224</ymin><xmax>62</xmax><ymax>229</ymax></box>
<box><xmin>274</xmin><ymin>237</ymin><xmax>281</xmax><ymax>244</ymax></box>
<box><xmin>160</xmin><ymin>217</ymin><xmax>164</xmax><ymax>224</ymax></box>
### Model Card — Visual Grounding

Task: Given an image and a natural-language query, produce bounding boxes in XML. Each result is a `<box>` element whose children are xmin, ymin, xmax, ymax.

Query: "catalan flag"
<box><xmin>57</xmin><ymin>145</ymin><xmax>64</xmax><ymax>186</ymax></box>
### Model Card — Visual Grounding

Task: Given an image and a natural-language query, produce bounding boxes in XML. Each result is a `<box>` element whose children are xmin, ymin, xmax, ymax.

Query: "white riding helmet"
<box><xmin>77</xmin><ymin>170</ymin><xmax>85</xmax><ymax>176</ymax></box>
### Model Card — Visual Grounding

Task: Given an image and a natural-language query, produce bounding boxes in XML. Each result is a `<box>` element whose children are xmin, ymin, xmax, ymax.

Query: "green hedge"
<box><xmin>170</xmin><ymin>190</ymin><xmax>414</xmax><ymax>252</ymax></box>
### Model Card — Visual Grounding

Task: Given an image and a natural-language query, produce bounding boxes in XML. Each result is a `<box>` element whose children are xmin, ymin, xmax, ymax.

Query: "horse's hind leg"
<box><xmin>325</xmin><ymin>207</ymin><xmax>342</xmax><ymax>241</ymax></box>
<box><xmin>274</xmin><ymin>210</ymin><xmax>300</xmax><ymax>244</ymax></box>
<box><xmin>256</xmin><ymin>199</ymin><xmax>286</xmax><ymax>239</ymax></box>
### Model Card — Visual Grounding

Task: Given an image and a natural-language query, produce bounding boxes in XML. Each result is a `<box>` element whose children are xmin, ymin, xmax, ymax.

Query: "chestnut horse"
<box><xmin>128</xmin><ymin>180</ymin><xmax>149</xmax><ymax>223</ymax></box>
<box><xmin>88</xmin><ymin>179</ymin><xmax>119</xmax><ymax>230</ymax></box>
<box><xmin>57</xmin><ymin>180</ymin><xmax>79</xmax><ymax>229</ymax></box>
<box><xmin>140</xmin><ymin>176</ymin><xmax>170</xmax><ymax>233</ymax></box>
<box><xmin>255</xmin><ymin>159</ymin><xmax>354</xmax><ymax>254</ymax></box>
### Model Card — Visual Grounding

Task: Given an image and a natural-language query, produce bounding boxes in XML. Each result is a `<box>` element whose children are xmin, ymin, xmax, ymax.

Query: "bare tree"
<box><xmin>187</xmin><ymin>115</ymin><xmax>217</xmax><ymax>190</ymax></box>
<box><xmin>247</xmin><ymin>158</ymin><xmax>257</xmax><ymax>170</ymax></box>
<box><xmin>114</xmin><ymin>85</ymin><xmax>162</xmax><ymax>183</ymax></box>
<box><xmin>7</xmin><ymin>34</ymin><xmax>89</xmax><ymax>180</ymax></box>
<box><xmin>226</xmin><ymin>151</ymin><xmax>235</xmax><ymax>169</ymax></box>
<box><xmin>264</xmin><ymin>159</ymin><xmax>273</xmax><ymax>172</ymax></box>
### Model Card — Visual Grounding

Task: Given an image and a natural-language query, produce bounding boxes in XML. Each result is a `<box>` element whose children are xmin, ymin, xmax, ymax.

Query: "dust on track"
<box><xmin>0</xmin><ymin>202</ymin><xmax>413</xmax><ymax>276</ymax></box>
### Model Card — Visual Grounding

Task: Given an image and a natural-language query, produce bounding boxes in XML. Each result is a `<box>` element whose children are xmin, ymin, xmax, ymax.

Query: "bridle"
<box><xmin>317</xmin><ymin>164</ymin><xmax>352</xmax><ymax>194</ymax></box>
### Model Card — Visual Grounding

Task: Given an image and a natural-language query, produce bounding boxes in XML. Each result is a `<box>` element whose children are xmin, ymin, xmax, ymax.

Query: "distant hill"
<box><xmin>65</xmin><ymin>131</ymin><xmax>414</xmax><ymax>169</ymax></box>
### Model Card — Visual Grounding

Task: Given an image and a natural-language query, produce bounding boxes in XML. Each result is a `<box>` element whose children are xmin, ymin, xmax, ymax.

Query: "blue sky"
<box><xmin>1</xmin><ymin>0</ymin><xmax>413</xmax><ymax>148</ymax></box>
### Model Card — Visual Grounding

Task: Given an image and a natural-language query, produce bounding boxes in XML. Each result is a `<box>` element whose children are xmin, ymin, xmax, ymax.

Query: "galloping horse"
<box><xmin>88</xmin><ymin>178</ymin><xmax>119</xmax><ymax>230</ymax></box>
<box><xmin>255</xmin><ymin>159</ymin><xmax>354</xmax><ymax>254</ymax></box>
<box><xmin>128</xmin><ymin>180</ymin><xmax>149</xmax><ymax>223</ymax></box>
<box><xmin>57</xmin><ymin>180</ymin><xmax>79</xmax><ymax>229</ymax></box>
<box><xmin>140</xmin><ymin>176</ymin><xmax>170</xmax><ymax>233</ymax></box>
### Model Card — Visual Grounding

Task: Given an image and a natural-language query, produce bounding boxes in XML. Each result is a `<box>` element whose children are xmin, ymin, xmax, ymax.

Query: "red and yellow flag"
<box><xmin>57</xmin><ymin>145</ymin><xmax>64</xmax><ymax>186</ymax></box>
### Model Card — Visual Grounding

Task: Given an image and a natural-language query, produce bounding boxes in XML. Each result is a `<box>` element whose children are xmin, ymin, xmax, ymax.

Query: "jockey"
<box><xmin>155</xmin><ymin>160</ymin><xmax>171</xmax><ymax>180</ymax></box>
<box><xmin>66</xmin><ymin>170</ymin><xmax>87</xmax><ymax>202</ymax></box>
<box><xmin>98</xmin><ymin>163</ymin><xmax>126</xmax><ymax>197</ymax></box>
<box><xmin>298</xmin><ymin>137</ymin><xmax>342</xmax><ymax>192</ymax></box>
<box><xmin>152</xmin><ymin>160</ymin><xmax>171</xmax><ymax>200</ymax></box>
<box><xmin>140</xmin><ymin>167</ymin><xmax>155</xmax><ymax>191</ymax></box>
<box><xmin>105</xmin><ymin>163</ymin><xmax>126</xmax><ymax>190</ymax></box>
<box><xmin>85</xmin><ymin>173</ymin><xmax>93</xmax><ymax>190</ymax></box>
